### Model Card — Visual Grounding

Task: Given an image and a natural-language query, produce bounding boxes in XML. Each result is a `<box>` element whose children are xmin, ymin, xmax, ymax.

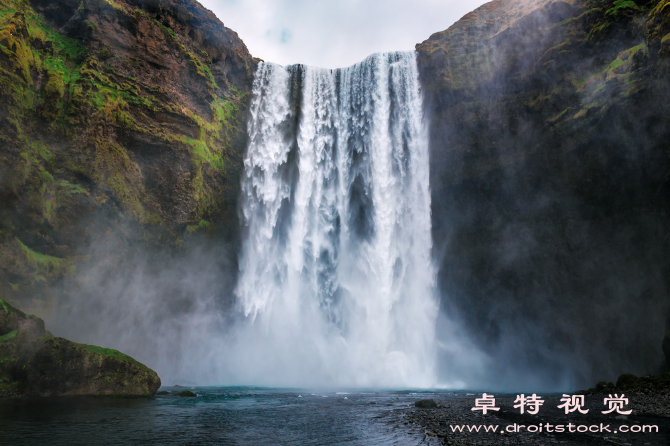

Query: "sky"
<box><xmin>199</xmin><ymin>0</ymin><xmax>490</xmax><ymax>68</ymax></box>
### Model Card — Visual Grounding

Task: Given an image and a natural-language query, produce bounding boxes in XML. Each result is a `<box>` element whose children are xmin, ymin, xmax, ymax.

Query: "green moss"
<box><xmin>0</xmin><ymin>0</ymin><xmax>250</xmax><ymax>250</ymax></box>
<box><xmin>186</xmin><ymin>219</ymin><xmax>210</xmax><ymax>233</ymax></box>
<box><xmin>0</xmin><ymin>379</ymin><xmax>20</xmax><ymax>392</ymax></box>
<box><xmin>83</xmin><ymin>19</ymin><xmax>96</xmax><ymax>32</ymax></box>
<box><xmin>177</xmin><ymin>390</ymin><xmax>196</xmax><ymax>397</ymax></box>
<box><xmin>60</xmin><ymin>182</ymin><xmax>88</xmax><ymax>195</ymax></box>
<box><xmin>605</xmin><ymin>0</ymin><xmax>640</xmax><ymax>17</ymax></box>
<box><xmin>0</xmin><ymin>300</ymin><xmax>8</xmax><ymax>315</ymax></box>
<box><xmin>75</xmin><ymin>343</ymin><xmax>156</xmax><ymax>375</ymax></box>
<box><xmin>0</xmin><ymin>330</ymin><xmax>18</xmax><ymax>345</ymax></box>
<box><xmin>13</xmin><ymin>238</ymin><xmax>75</xmax><ymax>281</ymax></box>
<box><xmin>187</xmin><ymin>52</ymin><xmax>218</xmax><ymax>90</ymax></box>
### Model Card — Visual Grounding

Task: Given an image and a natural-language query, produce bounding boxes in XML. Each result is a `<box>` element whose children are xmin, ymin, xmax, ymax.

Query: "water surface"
<box><xmin>0</xmin><ymin>387</ymin><xmax>441</xmax><ymax>445</ymax></box>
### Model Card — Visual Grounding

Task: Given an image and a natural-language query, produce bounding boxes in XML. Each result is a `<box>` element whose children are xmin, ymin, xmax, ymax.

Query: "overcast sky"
<box><xmin>199</xmin><ymin>0</ymin><xmax>490</xmax><ymax>68</ymax></box>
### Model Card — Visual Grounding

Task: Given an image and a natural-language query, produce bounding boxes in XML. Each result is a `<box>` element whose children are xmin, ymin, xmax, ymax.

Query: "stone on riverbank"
<box><xmin>414</xmin><ymin>399</ymin><xmax>438</xmax><ymax>408</ymax></box>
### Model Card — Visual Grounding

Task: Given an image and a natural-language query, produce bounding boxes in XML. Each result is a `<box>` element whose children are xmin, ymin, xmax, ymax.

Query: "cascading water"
<box><xmin>232</xmin><ymin>51</ymin><xmax>437</xmax><ymax>387</ymax></box>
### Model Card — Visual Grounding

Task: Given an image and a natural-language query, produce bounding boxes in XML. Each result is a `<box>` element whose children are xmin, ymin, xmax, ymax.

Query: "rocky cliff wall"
<box><xmin>417</xmin><ymin>0</ymin><xmax>670</xmax><ymax>387</ymax></box>
<box><xmin>0</xmin><ymin>0</ymin><xmax>256</xmax><ymax>316</ymax></box>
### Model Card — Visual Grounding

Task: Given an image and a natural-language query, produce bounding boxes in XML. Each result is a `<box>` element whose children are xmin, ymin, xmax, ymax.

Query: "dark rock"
<box><xmin>0</xmin><ymin>299</ymin><xmax>160</xmax><ymax>397</ymax></box>
<box><xmin>616</xmin><ymin>373</ymin><xmax>639</xmax><ymax>390</ymax></box>
<box><xmin>20</xmin><ymin>337</ymin><xmax>161</xmax><ymax>397</ymax></box>
<box><xmin>415</xmin><ymin>399</ymin><xmax>438</xmax><ymax>409</ymax></box>
<box><xmin>177</xmin><ymin>390</ymin><xmax>196</xmax><ymax>397</ymax></box>
<box><xmin>0</xmin><ymin>299</ymin><xmax>46</xmax><ymax>340</ymax></box>
<box><xmin>157</xmin><ymin>390</ymin><xmax>169</xmax><ymax>395</ymax></box>
<box><xmin>416</xmin><ymin>0</ymin><xmax>670</xmax><ymax>383</ymax></box>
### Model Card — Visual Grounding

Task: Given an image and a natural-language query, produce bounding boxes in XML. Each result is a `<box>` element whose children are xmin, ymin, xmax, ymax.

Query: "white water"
<box><xmin>230</xmin><ymin>51</ymin><xmax>438</xmax><ymax>387</ymax></box>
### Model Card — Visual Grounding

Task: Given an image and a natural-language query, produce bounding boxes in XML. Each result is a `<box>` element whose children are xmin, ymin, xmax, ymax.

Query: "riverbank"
<box><xmin>391</xmin><ymin>394</ymin><xmax>670</xmax><ymax>445</ymax></box>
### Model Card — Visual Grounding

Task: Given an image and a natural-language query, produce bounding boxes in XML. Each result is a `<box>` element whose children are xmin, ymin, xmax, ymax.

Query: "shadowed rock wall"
<box><xmin>418</xmin><ymin>0</ymin><xmax>670</xmax><ymax>387</ymax></box>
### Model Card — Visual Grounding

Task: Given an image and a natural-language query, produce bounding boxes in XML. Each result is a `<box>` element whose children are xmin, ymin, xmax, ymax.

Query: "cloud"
<box><xmin>200</xmin><ymin>0</ymin><xmax>489</xmax><ymax>68</ymax></box>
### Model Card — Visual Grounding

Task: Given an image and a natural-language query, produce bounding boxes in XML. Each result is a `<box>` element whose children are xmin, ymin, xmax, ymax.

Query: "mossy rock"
<box><xmin>616</xmin><ymin>373</ymin><xmax>639</xmax><ymax>390</ymax></box>
<box><xmin>0</xmin><ymin>299</ymin><xmax>46</xmax><ymax>340</ymax></box>
<box><xmin>0</xmin><ymin>300</ymin><xmax>161</xmax><ymax>397</ymax></box>
<box><xmin>177</xmin><ymin>390</ymin><xmax>196</xmax><ymax>397</ymax></box>
<box><xmin>156</xmin><ymin>390</ymin><xmax>169</xmax><ymax>395</ymax></box>
<box><xmin>20</xmin><ymin>337</ymin><xmax>161</xmax><ymax>397</ymax></box>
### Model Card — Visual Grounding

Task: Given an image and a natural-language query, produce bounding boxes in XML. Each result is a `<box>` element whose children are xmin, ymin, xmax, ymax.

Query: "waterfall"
<box><xmin>233</xmin><ymin>51</ymin><xmax>437</xmax><ymax>387</ymax></box>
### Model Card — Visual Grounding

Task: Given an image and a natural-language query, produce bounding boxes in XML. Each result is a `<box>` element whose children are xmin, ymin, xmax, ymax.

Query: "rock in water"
<box><xmin>177</xmin><ymin>390</ymin><xmax>196</xmax><ymax>397</ymax></box>
<box><xmin>0</xmin><ymin>300</ymin><xmax>160</xmax><ymax>397</ymax></box>
<box><xmin>415</xmin><ymin>399</ymin><xmax>438</xmax><ymax>409</ymax></box>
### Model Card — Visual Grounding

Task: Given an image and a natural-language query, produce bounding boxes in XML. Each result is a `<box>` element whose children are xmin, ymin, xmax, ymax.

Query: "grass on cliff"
<box><xmin>15</xmin><ymin>239</ymin><xmax>74</xmax><ymax>281</ymax></box>
<box><xmin>0</xmin><ymin>330</ymin><xmax>18</xmax><ymax>345</ymax></box>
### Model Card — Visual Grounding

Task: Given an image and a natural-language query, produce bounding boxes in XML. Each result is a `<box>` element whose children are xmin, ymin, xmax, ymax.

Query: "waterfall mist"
<box><xmin>44</xmin><ymin>51</ymin><xmax>485</xmax><ymax>389</ymax></box>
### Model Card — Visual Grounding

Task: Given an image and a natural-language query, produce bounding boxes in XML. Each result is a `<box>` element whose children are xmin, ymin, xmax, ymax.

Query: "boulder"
<box><xmin>20</xmin><ymin>337</ymin><xmax>161</xmax><ymax>397</ymax></box>
<box><xmin>415</xmin><ymin>399</ymin><xmax>438</xmax><ymax>409</ymax></box>
<box><xmin>177</xmin><ymin>390</ymin><xmax>196</xmax><ymax>397</ymax></box>
<box><xmin>0</xmin><ymin>299</ymin><xmax>160</xmax><ymax>397</ymax></box>
<box><xmin>615</xmin><ymin>373</ymin><xmax>639</xmax><ymax>390</ymax></box>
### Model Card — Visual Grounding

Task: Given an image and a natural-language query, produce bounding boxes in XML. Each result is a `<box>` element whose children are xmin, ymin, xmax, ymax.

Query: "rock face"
<box><xmin>416</xmin><ymin>0</ymin><xmax>670</xmax><ymax>383</ymax></box>
<box><xmin>0</xmin><ymin>299</ymin><xmax>160</xmax><ymax>397</ymax></box>
<box><xmin>0</xmin><ymin>0</ymin><xmax>256</xmax><ymax>312</ymax></box>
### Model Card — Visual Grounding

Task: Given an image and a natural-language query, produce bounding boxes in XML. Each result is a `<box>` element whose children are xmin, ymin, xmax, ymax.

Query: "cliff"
<box><xmin>417</xmin><ymin>0</ymin><xmax>670</xmax><ymax>385</ymax></box>
<box><xmin>0</xmin><ymin>0</ymin><xmax>256</xmax><ymax>313</ymax></box>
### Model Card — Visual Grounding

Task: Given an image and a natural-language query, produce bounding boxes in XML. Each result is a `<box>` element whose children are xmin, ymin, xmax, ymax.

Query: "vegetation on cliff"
<box><xmin>0</xmin><ymin>0</ymin><xmax>256</xmax><ymax>313</ymax></box>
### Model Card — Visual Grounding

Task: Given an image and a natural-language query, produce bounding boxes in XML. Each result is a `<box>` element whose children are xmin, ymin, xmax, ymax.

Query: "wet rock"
<box><xmin>177</xmin><ymin>390</ymin><xmax>196</xmax><ymax>397</ymax></box>
<box><xmin>415</xmin><ymin>399</ymin><xmax>438</xmax><ymax>408</ymax></box>
<box><xmin>616</xmin><ymin>373</ymin><xmax>639</xmax><ymax>390</ymax></box>
<box><xmin>1</xmin><ymin>299</ymin><xmax>161</xmax><ymax>397</ymax></box>
<box><xmin>0</xmin><ymin>299</ymin><xmax>46</xmax><ymax>341</ymax></box>
<box><xmin>21</xmin><ymin>337</ymin><xmax>161</xmax><ymax>397</ymax></box>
